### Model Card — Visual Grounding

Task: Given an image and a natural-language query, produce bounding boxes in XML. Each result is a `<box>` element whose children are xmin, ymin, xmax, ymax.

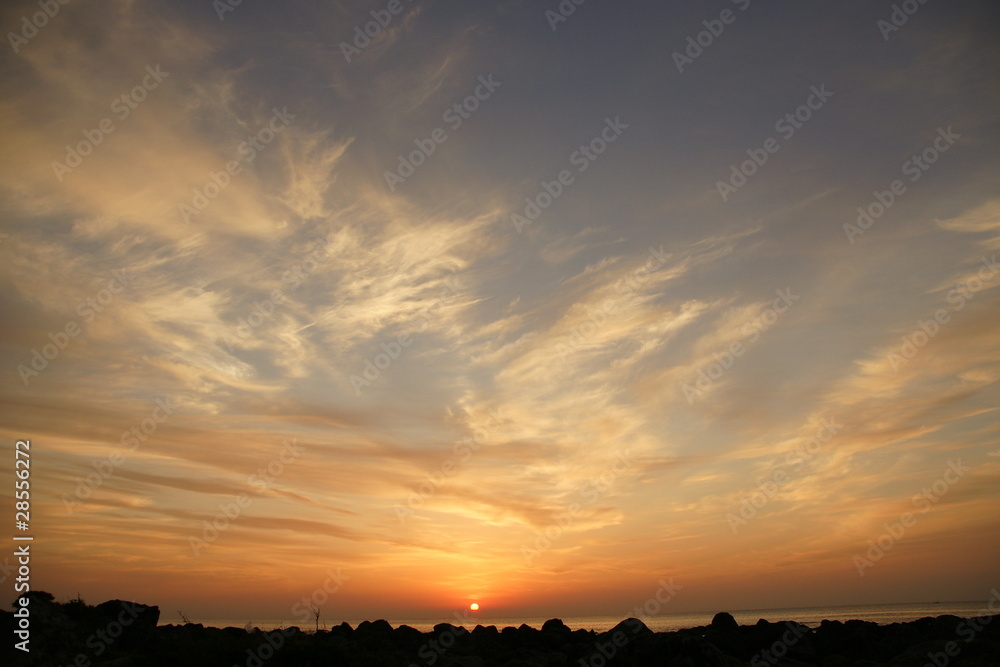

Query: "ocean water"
<box><xmin>194</xmin><ymin>600</ymin><xmax>993</xmax><ymax>633</ymax></box>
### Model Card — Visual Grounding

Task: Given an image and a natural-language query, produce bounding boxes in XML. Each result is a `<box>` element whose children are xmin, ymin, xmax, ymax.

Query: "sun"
<box><xmin>469</xmin><ymin>603</ymin><xmax>480</xmax><ymax>611</ymax></box>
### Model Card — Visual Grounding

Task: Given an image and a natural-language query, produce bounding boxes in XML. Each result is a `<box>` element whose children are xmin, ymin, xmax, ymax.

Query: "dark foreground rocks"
<box><xmin>3</xmin><ymin>594</ymin><xmax>1000</xmax><ymax>666</ymax></box>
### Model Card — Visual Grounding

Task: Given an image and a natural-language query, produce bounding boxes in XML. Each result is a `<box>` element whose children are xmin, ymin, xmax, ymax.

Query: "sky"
<box><xmin>1</xmin><ymin>0</ymin><xmax>999</xmax><ymax>625</ymax></box>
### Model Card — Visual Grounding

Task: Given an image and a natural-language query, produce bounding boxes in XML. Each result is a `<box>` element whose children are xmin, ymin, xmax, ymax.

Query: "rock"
<box><xmin>330</xmin><ymin>620</ymin><xmax>353</xmax><ymax>637</ymax></box>
<box><xmin>655</xmin><ymin>632</ymin><xmax>736</xmax><ymax>666</ymax></box>
<box><xmin>610</xmin><ymin>617</ymin><xmax>652</xmax><ymax>636</ymax></box>
<box><xmin>96</xmin><ymin>599</ymin><xmax>160</xmax><ymax>630</ymax></box>
<box><xmin>471</xmin><ymin>624</ymin><xmax>499</xmax><ymax>638</ymax></box>
<box><xmin>710</xmin><ymin>611</ymin><xmax>739</xmax><ymax>632</ymax></box>
<box><xmin>9</xmin><ymin>593</ymin><xmax>1000</xmax><ymax>666</ymax></box>
<box><xmin>541</xmin><ymin>618</ymin><xmax>570</xmax><ymax>634</ymax></box>
<box><xmin>395</xmin><ymin>623</ymin><xmax>423</xmax><ymax>642</ymax></box>
<box><xmin>434</xmin><ymin>622</ymin><xmax>466</xmax><ymax>636</ymax></box>
<box><xmin>356</xmin><ymin>618</ymin><xmax>392</xmax><ymax>636</ymax></box>
<box><xmin>442</xmin><ymin>656</ymin><xmax>486</xmax><ymax>667</ymax></box>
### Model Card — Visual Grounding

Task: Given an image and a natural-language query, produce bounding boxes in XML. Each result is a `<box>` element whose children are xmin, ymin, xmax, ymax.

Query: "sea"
<box><xmin>193</xmin><ymin>601</ymin><xmax>994</xmax><ymax>633</ymax></box>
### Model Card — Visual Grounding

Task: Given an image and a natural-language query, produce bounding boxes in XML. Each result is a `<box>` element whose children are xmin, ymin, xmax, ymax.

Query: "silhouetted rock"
<box><xmin>705</xmin><ymin>611</ymin><xmax>745</xmax><ymax>660</ymax></box>
<box><xmin>8</xmin><ymin>592</ymin><xmax>1000</xmax><ymax>666</ymax></box>
<box><xmin>356</xmin><ymin>618</ymin><xmax>393</xmax><ymax>636</ymax></box>
<box><xmin>445</xmin><ymin>657</ymin><xmax>486</xmax><ymax>667</ymax></box>
<box><xmin>711</xmin><ymin>610</ymin><xmax>739</xmax><ymax>632</ymax></box>
<box><xmin>395</xmin><ymin>623</ymin><xmax>423</xmax><ymax>642</ymax></box>
<box><xmin>96</xmin><ymin>598</ymin><xmax>160</xmax><ymax>636</ymax></box>
<box><xmin>472</xmin><ymin>624</ymin><xmax>499</xmax><ymax>638</ymax></box>
<box><xmin>468</xmin><ymin>623</ymin><xmax>500</xmax><ymax>656</ymax></box>
<box><xmin>610</xmin><ymin>617</ymin><xmax>652</xmax><ymax>636</ymax></box>
<box><xmin>541</xmin><ymin>617</ymin><xmax>570</xmax><ymax>634</ymax></box>
<box><xmin>329</xmin><ymin>620</ymin><xmax>354</xmax><ymax>637</ymax></box>
<box><xmin>654</xmin><ymin>632</ymin><xmax>736</xmax><ymax>666</ymax></box>
<box><xmin>434</xmin><ymin>621</ymin><xmax>466</xmax><ymax>636</ymax></box>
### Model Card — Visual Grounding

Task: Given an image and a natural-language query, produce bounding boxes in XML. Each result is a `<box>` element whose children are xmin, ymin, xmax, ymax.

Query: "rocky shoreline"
<box><xmin>6</xmin><ymin>593</ymin><xmax>1000</xmax><ymax>666</ymax></box>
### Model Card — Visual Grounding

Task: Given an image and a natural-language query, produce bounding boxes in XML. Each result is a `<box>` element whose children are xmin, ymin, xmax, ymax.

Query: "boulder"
<box><xmin>710</xmin><ymin>611</ymin><xmax>739</xmax><ymax>632</ymax></box>
<box><xmin>541</xmin><ymin>618</ymin><xmax>570</xmax><ymax>634</ymax></box>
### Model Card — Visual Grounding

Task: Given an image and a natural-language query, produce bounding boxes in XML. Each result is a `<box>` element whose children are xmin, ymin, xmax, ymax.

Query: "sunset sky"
<box><xmin>1</xmin><ymin>0</ymin><xmax>999</xmax><ymax>624</ymax></box>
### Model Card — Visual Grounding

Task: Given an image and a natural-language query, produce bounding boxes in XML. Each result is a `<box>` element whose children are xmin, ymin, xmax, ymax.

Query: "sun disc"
<box><xmin>469</xmin><ymin>603</ymin><xmax>480</xmax><ymax>611</ymax></box>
